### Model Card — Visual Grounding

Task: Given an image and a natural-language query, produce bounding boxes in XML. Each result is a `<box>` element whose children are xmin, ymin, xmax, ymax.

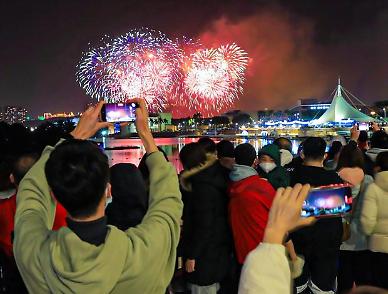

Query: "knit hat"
<box><xmin>234</xmin><ymin>143</ymin><xmax>256</xmax><ymax>166</ymax></box>
<box><xmin>106</xmin><ymin>163</ymin><xmax>148</xmax><ymax>230</ymax></box>
<box><xmin>216</xmin><ymin>140</ymin><xmax>235</xmax><ymax>158</ymax></box>
<box><xmin>258</xmin><ymin>144</ymin><xmax>281</xmax><ymax>166</ymax></box>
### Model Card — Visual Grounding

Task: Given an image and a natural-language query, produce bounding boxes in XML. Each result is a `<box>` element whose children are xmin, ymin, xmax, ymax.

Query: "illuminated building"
<box><xmin>0</xmin><ymin>106</ymin><xmax>28</xmax><ymax>124</ymax></box>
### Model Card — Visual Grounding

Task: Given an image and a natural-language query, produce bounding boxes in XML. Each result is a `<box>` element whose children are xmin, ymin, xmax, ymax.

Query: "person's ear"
<box><xmin>106</xmin><ymin>183</ymin><xmax>112</xmax><ymax>199</ymax></box>
<box><xmin>300</xmin><ymin>151</ymin><xmax>305</xmax><ymax>160</ymax></box>
<box><xmin>323</xmin><ymin>153</ymin><xmax>328</xmax><ymax>160</ymax></box>
<box><xmin>9</xmin><ymin>174</ymin><xmax>15</xmax><ymax>185</ymax></box>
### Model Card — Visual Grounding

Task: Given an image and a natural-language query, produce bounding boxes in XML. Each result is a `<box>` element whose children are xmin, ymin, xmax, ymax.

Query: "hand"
<box><xmin>126</xmin><ymin>98</ymin><xmax>158</xmax><ymax>154</ymax></box>
<box><xmin>185</xmin><ymin>259</ymin><xmax>195</xmax><ymax>273</ymax></box>
<box><xmin>264</xmin><ymin>184</ymin><xmax>316</xmax><ymax>244</ymax></box>
<box><xmin>70</xmin><ymin>101</ymin><xmax>110</xmax><ymax>140</ymax></box>
<box><xmin>350</xmin><ymin>125</ymin><xmax>360</xmax><ymax>141</ymax></box>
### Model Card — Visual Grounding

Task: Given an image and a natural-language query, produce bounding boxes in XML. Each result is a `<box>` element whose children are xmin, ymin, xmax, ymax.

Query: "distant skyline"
<box><xmin>1</xmin><ymin>0</ymin><xmax>387</xmax><ymax>116</ymax></box>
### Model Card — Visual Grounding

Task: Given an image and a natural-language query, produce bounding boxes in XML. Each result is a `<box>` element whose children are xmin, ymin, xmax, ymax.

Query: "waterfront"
<box><xmin>103</xmin><ymin>137</ymin><xmax>303</xmax><ymax>171</ymax></box>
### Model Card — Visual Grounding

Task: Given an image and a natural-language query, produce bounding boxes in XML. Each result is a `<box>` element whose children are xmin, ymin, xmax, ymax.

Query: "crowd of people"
<box><xmin>1</xmin><ymin>100</ymin><xmax>388</xmax><ymax>294</ymax></box>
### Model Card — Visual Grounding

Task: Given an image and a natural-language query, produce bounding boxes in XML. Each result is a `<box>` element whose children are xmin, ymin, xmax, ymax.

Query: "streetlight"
<box><xmin>383</xmin><ymin>107</ymin><xmax>386</xmax><ymax>119</ymax></box>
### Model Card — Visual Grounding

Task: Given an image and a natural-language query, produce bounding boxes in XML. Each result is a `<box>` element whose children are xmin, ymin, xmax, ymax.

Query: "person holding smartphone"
<box><xmin>13</xmin><ymin>99</ymin><xmax>183</xmax><ymax>293</ymax></box>
<box><xmin>290</xmin><ymin>137</ymin><xmax>343</xmax><ymax>294</ymax></box>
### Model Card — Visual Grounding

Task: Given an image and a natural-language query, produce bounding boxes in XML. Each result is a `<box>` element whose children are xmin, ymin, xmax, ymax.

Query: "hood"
<box><xmin>179</xmin><ymin>153</ymin><xmax>218</xmax><ymax>191</ymax></box>
<box><xmin>40</xmin><ymin>226</ymin><xmax>129</xmax><ymax>293</ymax></box>
<box><xmin>338</xmin><ymin>167</ymin><xmax>364</xmax><ymax>186</ymax></box>
<box><xmin>280</xmin><ymin>149</ymin><xmax>293</xmax><ymax>167</ymax></box>
<box><xmin>230</xmin><ymin>164</ymin><xmax>258</xmax><ymax>182</ymax></box>
<box><xmin>107</xmin><ymin>163</ymin><xmax>148</xmax><ymax>229</ymax></box>
<box><xmin>365</xmin><ymin>148</ymin><xmax>388</xmax><ymax>162</ymax></box>
<box><xmin>258</xmin><ymin>144</ymin><xmax>280</xmax><ymax>166</ymax></box>
<box><xmin>374</xmin><ymin>171</ymin><xmax>388</xmax><ymax>192</ymax></box>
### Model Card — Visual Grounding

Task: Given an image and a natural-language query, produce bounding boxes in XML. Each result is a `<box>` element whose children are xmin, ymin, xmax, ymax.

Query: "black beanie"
<box><xmin>234</xmin><ymin>143</ymin><xmax>257</xmax><ymax>166</ymax></box>
<box><xmin>106</xmin><ymin>163</ymin><xmax>148</xmax><ymax>230</ymax></box>
<box><xmin>217</xmin><ymin>140</ymin><xmax>235</xmax><ymax>158</ymax></box>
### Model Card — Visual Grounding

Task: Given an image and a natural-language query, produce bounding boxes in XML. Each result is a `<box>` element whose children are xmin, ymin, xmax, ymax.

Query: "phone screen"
<box><xmin>358</xmin><ymin>123</ymin><xmax>368</xmax><ymax>131</ymax></box>
<box><xmin>301</xmin><ymin>185</ymin><xmax>352</xmax><ymax>217</ymax></box>
<box><xmin>101</xmin><ymin>103</ymin><xmax>137</xmax><ymax>122</ymax></box>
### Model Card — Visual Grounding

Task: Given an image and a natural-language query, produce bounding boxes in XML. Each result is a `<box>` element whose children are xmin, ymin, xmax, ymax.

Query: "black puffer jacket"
<box><xmin>180</xmin><ymin>155</ymin><xmax>233</xmax><ymax>286</ymax></box>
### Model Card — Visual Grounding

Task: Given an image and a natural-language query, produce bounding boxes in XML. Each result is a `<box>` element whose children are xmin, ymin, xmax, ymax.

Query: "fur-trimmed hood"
<box><xmin>179</xmin><ymin>153</ymin><xmax>218</xmax><ymax>192</ymax></box>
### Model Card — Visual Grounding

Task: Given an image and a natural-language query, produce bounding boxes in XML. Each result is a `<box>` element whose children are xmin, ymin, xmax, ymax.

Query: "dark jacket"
<box><xmin>257</xmin><ymin>144</ymin><xmax>290</xmax><ymax>189</ymax></box>
<box><xmin>180</xmin><ymin>155</ymin><xmax>232</xmax><ymax>286</ymax></box>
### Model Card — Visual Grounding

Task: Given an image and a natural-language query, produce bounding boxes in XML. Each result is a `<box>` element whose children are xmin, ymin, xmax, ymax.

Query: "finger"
<box><xmin>272</xmin><ymin>187</ymin><xmax>285</xmax><ymax>206</ymax></box>
<box><xmin>96</xmin><ymin>122</ymin><xmax>111</xmax><ymax>130</ymax></box>
<box><xmin>93</xmin><ymin>100</ymin><xmax>105</xmax><ymax>116</ymax></box>
<box><xmin>296</xmin><ymin>184</ymin><xmax>310</xmax><ymax>206</ymax></box>
<box><xmin>296</xmin><ymin>217</ymin><xmax>316</xmax><ymax>227</ymax></box>
<box><xmin>289</xmin><ymin>183</ymin><xmax>303</xmax><ymax>201</ymax></box>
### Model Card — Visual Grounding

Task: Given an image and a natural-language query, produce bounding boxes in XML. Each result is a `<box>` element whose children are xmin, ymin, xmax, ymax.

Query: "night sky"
<box><xmin>1</xmin><ymin>0</ymin><xmax>387</xmax><ymax>117</ymax></box>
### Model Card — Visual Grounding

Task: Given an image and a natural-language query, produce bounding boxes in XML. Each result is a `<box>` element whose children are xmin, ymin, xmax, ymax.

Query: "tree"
<box><xmin>232</xmin><ymin>113</ymin><xmax>252</xmax><ymax>125</ymax></box>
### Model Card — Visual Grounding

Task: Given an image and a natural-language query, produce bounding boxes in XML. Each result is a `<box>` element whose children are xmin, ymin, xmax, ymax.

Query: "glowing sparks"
<box><xmin>76</xmin><ymin>30</ymin><xmax>248</xmax><ymax>117</ymax></box>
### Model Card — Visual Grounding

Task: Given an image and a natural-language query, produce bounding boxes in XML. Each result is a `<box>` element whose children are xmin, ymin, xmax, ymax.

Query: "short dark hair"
<box><xmin>336</xmin><ymin>141</ymin><xmax>365</xmax><ymax>171</ymax></box>
<box><xmin>303</xmin><ymin>137</ymin><xmax>326</xmax><ymax>160</ymax></box>
<box><xmin>198</xmin><ymin>137</ymin><xmax>216</xmax><ymax>154</ymax></box>
<box><xmin>370</xmin><ymin>131</ymin><xmax>388</xmax><ymax>149</ymax></box>
<box><xmin>179</xmin><ymin>143</ymin><xmax>207</xmax><ymax>170</ymax></box>
<box><xmin>12</xmin><ymin>153</ymin><xmax>39</xmax><ymax>185</ymax></box>
<box><xmin>45</xmin><ymin>139</ymin><xmax>109</xmax><ymax>218</ymax></box>
<box><xmin>234</xmin><ymin>143</ymin><xmax>256</xmax><ymax>166</ymax></box>
<box><xmin>216</xmin><ymin>140</ymin><xmax>235</xmax><ymax>158</ymax></box>
<box><xmin>376</xmin><ymin>151</ymin><xmax>388</xmax><ymax>171</ymax></box>
<box><xmin>273</xmin><ymin>137</ymin><xmax>292</xmax><ymax>152</ymax></box>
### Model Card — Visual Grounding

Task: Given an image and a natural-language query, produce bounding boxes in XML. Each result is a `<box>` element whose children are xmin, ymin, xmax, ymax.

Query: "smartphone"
<box><xmin>101</xmin><ymin>102</ymin><xmax>138</xmax><ymax>123</ymax></box>
<box><xmin>301</xmin><ymin>184</ymin><xmax>352</xmax><ymax>217</ymax></box>
<box><xmin>358</xmin><ymin>123</ymin><xmax>369</xmax><ymax>131</ymax></box>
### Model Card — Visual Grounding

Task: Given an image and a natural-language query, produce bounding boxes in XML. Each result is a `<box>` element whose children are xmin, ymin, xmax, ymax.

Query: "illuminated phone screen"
<box><xmin>302</xmin><ymin>185</ymin><xmax>352</xmax><ymax>217</ymax></box>
<box><xmin>103</xmin><ymin>103</ymin><xmax>136</xmax><ymax>123</ymax></box>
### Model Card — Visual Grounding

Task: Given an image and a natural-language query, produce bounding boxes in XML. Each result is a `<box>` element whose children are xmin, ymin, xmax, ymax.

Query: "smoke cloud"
<box><xmin>197</xmin><ymin>6</ymin><xmax>388</xmax><ymax>112</ymax></box>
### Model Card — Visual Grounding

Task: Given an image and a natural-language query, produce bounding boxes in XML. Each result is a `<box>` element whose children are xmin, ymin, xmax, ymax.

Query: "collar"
<box><xmin>67</xmin><ymin>216</ymin><xmax>108</xmax><ymax>246</ymax></box>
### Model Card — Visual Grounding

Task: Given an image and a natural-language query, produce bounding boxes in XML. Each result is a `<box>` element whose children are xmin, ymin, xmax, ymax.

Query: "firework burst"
<box><xmin>182</xmin><ymin>43</ymin><xmax>248</xmax><ymax>116</ymax></box>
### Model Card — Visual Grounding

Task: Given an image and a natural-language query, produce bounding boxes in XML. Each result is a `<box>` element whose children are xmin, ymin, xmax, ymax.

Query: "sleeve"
<box><xmin>238</xmin><ymin>243</ymin><xmax>291</xmax><ymax>294</ymax></box>
<box><xmin>360</xmin><ymin>184</ymin><xmax>378</xmax><ymax>235</ymax></box>
<box><xmin>13</xmin><ymin>144</ymin><xmax>57</xmax><ymax>285</ymax></box>
<box><xmin>124</xmin><ymin>152</ymin><xmax>183</xmax><ymax>282</ymax></box>
<box><xmin>185</xmin><ymin>182</ymin><xmax>216</xmax><ymax>259</ymax></box>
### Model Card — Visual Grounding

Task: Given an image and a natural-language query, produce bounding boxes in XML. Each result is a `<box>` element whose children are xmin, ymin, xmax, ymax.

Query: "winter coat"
<box><xmin>361</xmin><ymin>171</ymin><xmax>388</xmax><ymax>254</ymax></box>
<box><xmin>180</xmin><ymin>155</ymin><xmax>233</xmax><ymax>286</ymax></box>
<box><xmin>228</xmin><ymin>164</ymin><xmax>276</xmax><ymax>264</ymax></box>
<box><xmin>257</xmin><ymin>144</ymin><xmax>290</xmax><ymax>189</ymax></box>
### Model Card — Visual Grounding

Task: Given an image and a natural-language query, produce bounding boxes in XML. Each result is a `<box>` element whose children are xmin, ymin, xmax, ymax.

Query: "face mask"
<box><xmin>260</xmin><ymin>162</ymin><xmax>277</xmax><ymax>173</ymax></box>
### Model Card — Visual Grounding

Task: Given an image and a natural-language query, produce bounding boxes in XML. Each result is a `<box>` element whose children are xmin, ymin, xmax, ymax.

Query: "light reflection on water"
<box><xmin>104</xmin><ymin>137</ymin><xmax>303</xmax><ymax>172</ymax></box>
